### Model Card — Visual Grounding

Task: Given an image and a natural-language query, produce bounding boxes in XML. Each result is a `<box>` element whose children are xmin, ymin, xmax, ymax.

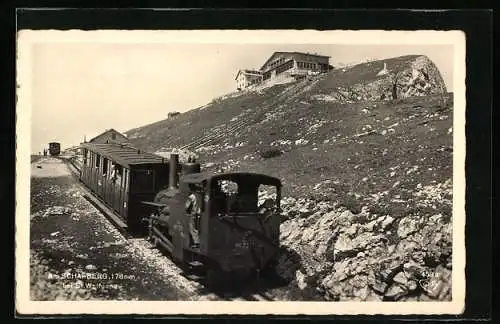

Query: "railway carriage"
<box><xmin>48</xmin><ymin>142</ymin><xmax>61</xmax><ymax>156</ymax></box>
<box><xmin>79</xmin><ymin>142</ymin><xmax>172</xmax><ymax>231</ymax></box>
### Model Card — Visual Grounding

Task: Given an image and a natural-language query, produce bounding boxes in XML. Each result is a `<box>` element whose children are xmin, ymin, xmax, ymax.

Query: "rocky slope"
<box><xmin>266</xmin><ymin>179</ymin><xmax>452</xmax><ymax>301</ymax></box>
<box><xmin>124</xmin><ymin>55</ymin><xmax>453</xmax><ymax>301</ymax></box>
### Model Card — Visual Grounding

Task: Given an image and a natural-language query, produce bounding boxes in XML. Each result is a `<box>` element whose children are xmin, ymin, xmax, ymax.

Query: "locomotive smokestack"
<box><xmin>169</xmin><ymin>153</ymin><xmax>179</xmax><ymax>189</ymax></box>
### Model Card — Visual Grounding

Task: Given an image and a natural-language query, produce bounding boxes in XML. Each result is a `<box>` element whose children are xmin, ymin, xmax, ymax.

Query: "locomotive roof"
<box><xmin>181</xmin><ymin>171</ymin><xmax>281</xmax><ymax>186</ymax></box>
<box><xmin>80</xmin><ymin>142</ymin><xmax>166</xmax><ymax>167</ymax></box>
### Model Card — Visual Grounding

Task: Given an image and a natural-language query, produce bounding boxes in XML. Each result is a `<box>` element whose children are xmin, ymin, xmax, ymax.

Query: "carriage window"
<box><xmin>114</xmin><ymin>164</ymin><xmax>123</xmax><ymax>177</ymax></box>
<box><xmin>111</xmin><ymin>163</ymin><xmax>123</xmax><ymax>184</ymax></box>
<box><xmin>134</xmin><ymin>169</ymin><xmax>155</xmax><ymax>192</ymax></box>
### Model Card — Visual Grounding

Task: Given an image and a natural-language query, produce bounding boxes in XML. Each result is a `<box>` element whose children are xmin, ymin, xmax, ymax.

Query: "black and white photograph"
<box><xmin>16</xmin><ymin>29</ymin><xmax>466</xmax><ymax>315</ymax></box>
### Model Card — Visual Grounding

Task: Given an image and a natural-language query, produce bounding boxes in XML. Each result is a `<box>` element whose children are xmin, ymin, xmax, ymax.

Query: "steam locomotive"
<box><xmin>78</xmin><ymin>142</ymin><xmax>282</xmax><ymax>282</ymax></box>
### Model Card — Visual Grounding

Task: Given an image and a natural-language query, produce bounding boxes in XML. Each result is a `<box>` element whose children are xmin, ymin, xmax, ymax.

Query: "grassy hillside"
<box><xmin>126</xmin><ymin>55</ymin><xmax>452</xmax><ymax>216</ymax></box>
<box><xmin>127</xmin><ymin>55</ymin><xmax>427</xmax><ymax>150</ymax></box>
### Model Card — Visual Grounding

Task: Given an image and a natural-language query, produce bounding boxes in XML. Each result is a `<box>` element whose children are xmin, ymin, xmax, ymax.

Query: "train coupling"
<box><xmin>141</xmin><ymin>215</ymin><xmax>155</xmax><ymax>224</ymax></box>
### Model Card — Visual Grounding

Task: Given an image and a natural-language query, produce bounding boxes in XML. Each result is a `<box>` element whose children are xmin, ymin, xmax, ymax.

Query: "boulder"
<box><xmin>295</xmin><ymin>270</ymin><xmax>308</xmax><ymax>290</ymax></box>
<box><xmin>380</xmin><ymin>215</ymin><xmax>395</xmax><ymax>229</ymax></box>
<box><xmin>385</xmin><ymin>284</ymin><xmax>408</xmax><ymax>300</ymax></box>
<box><xmin>334</xmin><ymin>232</ymin><xmax>383</xmax><ymax>260</ymax></box>
<box><xmin>421</xmin><ymin>266</ymin><xmax>452</xmax><ymax>300</ymax></box>
<box><xmin>397</xmin><ymin>217</ymin><xmax>420</xmax><ymax>238</ymax></box>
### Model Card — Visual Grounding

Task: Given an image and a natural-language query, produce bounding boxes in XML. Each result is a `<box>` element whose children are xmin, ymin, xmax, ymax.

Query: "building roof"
<box><xmin>235</xmin><ymin>69</ymin><xmax>263</xmax><ymax>80</ymax></box>
<box><xmin>259</xmin><ymin>51</ymin><xmax>330</xmax><ymax>71</ymax></box>
<box><xmin>80</xmin><ymin>142</ymin><xmax>166</xmax><ymax>168</ymax></box>
<box><xmin>88</xmin><ymin>128</ymin><xmax>128</xmax><ymax>143</ymax></box>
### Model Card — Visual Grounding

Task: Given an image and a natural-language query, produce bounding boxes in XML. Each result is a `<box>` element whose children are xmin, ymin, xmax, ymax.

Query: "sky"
<box><xmin>27</xmin><ymin>40</ymin><xmax>454</xmax><ymax>154</ymax></box>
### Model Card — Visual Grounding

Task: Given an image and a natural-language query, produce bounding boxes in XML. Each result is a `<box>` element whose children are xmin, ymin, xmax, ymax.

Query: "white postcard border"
<box><xmin>16</xmin><ymin>29</ymin><xmax>466</xmax><ymax>315</ymax></box>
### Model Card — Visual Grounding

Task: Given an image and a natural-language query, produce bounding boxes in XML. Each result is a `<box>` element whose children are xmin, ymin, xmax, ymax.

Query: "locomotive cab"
<box><xmin>143</xmin><ymin>160</ymin><xmax>282</xmax><ymax>279</ymax></box>
<box><xmin>201</xmin><ymin>173</ymin><xmax>282</xmax><ymax>275</ymax></box>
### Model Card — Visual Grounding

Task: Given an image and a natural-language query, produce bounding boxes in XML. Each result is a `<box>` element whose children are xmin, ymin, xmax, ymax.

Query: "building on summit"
<box><xmin>236</xmin><ymin>51</ymin><xmax>333</xmax><ymax>90</ymax></box>
<box><xmin>235</xmin><ymin>69</ymin><xmax>263</xmax><ymax>90</ymax></box>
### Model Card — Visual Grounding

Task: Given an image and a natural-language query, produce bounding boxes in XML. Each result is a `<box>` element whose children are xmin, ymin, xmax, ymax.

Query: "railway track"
<box><xmin>62</xmin><ymin>158</ymin><xmax>283</xmax><ymax>301</ymax></box>
<box><xmin>178</xmin><ymin>77</ymin><xmax>323</xmax><ymax>152</ymax></box>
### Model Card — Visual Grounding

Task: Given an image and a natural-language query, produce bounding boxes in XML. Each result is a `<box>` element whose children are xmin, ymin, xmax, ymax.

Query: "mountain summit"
<box><xmin>125</xmin><ymin>54</ymin><xmax>453</xmax><ymax>301</ymax></box>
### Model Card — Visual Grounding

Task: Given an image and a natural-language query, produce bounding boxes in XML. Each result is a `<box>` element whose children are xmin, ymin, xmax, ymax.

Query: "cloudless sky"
<box><xmin>29</xmin><ymin>43</ymin><xmax>453</xmax><ymax>153</ymax></box>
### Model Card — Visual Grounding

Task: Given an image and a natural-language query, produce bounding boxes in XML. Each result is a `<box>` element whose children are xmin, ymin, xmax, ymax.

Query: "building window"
<box><xmin>111</xmin><ymin>133</ymin><xmax>116</xmax><ymax>140</ymax></box>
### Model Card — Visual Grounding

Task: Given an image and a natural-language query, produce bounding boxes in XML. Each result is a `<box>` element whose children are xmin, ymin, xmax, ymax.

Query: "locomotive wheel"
<box><xmin>152</xmin><ymin>236</ymin><xmax>160</xmax><ymax>249</ymax></box>
<box><xmin>205</xmin><ymin>269</ymin><xmax>227</xmax><ymax>292</ymax></box>
<box><xmin>260</xmin><ymin>258</ymin><xmax>279</xmax><ymax>278</ymax></box>
<box><xmin>147</xmin><ymin>227</ymin><xmax>154</xmax><ymax>243</ymax></box>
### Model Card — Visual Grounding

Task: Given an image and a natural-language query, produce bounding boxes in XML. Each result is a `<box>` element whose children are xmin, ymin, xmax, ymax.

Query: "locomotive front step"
<box><xmin>187</xmin><ymin>261</ymin><xmax>204</xmax><ymax>267</ymax></box>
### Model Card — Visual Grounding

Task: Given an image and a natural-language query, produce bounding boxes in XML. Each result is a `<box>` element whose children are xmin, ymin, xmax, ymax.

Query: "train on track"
<box><xmin>78</xmin><ymin>142</ymin><xmax>282</xmax><ymax>284</ymax></box>
<box><xmin>48</xmin><ymin>142</ymin><xmax>61</xmax><ymax>156</ymax></box>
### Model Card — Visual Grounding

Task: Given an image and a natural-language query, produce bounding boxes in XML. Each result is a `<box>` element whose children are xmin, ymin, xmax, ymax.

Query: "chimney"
<box><xmin>169</xmin><ymin>153</ymin><xmax>179</xmax><ymax>189</ymax></box>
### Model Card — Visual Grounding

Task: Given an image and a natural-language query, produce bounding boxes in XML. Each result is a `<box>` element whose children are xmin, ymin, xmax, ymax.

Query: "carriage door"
<box><xmin>112</xmin><ymin>164</ymin><xmax>124</xmax><ymax>213</ymax></box>
<box><xmin>91</xmin><ymin>152</ymin><xmax>98</xmax><ymax>192</ymax></box>
<box><xmin>97</xmin><ymin>155</ymin><xmax>105</xmax><ymax>198</ymax></box>
<box><xmin>120</xmin><ymin>168</ymin><xmax>130</xmax><ymax>221</ymax></box>
<box><xmin>102</xmin><ymin>157</ymin><xmax>109</xmax><ymax>202</ymax></box>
